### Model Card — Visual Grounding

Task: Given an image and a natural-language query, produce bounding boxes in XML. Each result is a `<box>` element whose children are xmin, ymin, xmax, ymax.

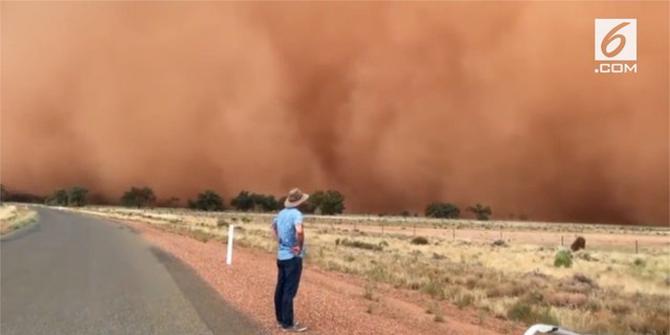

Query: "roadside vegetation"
<box><xmin>70</xmin><ymin>206</ymin><xmax>670</xmax><ymax>335</ymax></box>
<box><xmin>0</xmin><ymin>204</ymin><xmax>38</xmax><ymax>235</ymax></box>
<box><xmin>189</xmin><ymin>190</ymin><xmax>225</xmax><ymax>211</ymax></box>
<box><xmin>121</xmin><ymin>186</ymin><xmax>156</xmax><ymax>208</ymax></box>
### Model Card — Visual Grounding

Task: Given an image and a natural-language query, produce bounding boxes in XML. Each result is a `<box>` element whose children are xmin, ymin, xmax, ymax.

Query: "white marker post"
<box><xmin>226</xmin><ymin>225</ymin><xmax>234</xmax><ymax>265</ymax></box>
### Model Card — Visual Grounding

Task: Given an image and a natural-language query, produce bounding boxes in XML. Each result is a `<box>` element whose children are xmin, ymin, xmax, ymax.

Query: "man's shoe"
<box><xmin>281</xmin><ymin>323</ymin><xmax>308</xmax><ymax>332</ymax></box>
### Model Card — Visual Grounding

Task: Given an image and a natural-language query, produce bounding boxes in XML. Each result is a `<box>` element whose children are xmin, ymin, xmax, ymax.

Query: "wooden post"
<box><xmin>561</xmin><ymin>236</ymin><xmax>564</xmax><ymax>246</ymax></box>
<box><xmin>635</xmin><ymin>240</ymin><xmax>638</xmax><ymax>254</ymax></box>
<box><xmin>499</xmin><ymin>228</ymin><xmax>502</xmax><ymax>240</ymax></box>
<box><xmin>413</xmin><ymin>221</ymin><xmax>416</xmax><ymax>237</ymax></box>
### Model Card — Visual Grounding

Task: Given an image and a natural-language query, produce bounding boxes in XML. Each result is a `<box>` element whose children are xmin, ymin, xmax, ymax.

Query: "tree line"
<box><xmin>1</xmin><ymin>183</ymin><xmax>493</xmax><ymax>220</ymax></box>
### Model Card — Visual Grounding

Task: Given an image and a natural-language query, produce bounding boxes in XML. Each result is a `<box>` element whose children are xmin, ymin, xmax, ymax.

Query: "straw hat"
<box><xmin>284</xmin><ymin>188</ymin><xmax>310</xmax><ymax>208</ymax></box>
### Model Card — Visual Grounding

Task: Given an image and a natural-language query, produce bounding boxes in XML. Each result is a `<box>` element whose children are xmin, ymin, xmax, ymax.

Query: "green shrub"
<box><xmin>67</xmin><ymin>186</ymin><xmax>88</xmax><ymax>207</ymax></box>
<box><xmin>467</xmin><ymin>203</ymin><xmax>492</xmax><ymax>220</ymax></box>
<box><xmin>633</xmin><ymin>258</ymin><xmax>646</xmax><ymax>267</ymax></box>
<box><xmin>554</xmin><ymin>250</ymin><xmax>573</xmax><ymax>268</ymax></box>
<box><xmin>121</xmin><ymin>186</ymin><xmax>156</xmax><ymax>208</ymax></box>
<box><xmin>189</xmin><ymin>190</ymin><xmax>224</xmax><ymax>211</ymax></box>
<box><xmin>411</xmin><ymin>236</ymin><xmax>429</xmax><ymax>245</ymax></box>
<box><xmin>46</xmin><ymin>189</ymin><xmax>69</xmax><ymax>206</ymax></box>
<box><xmin>308</xmin><ymin>190</ymin><xmax>345</xmax><ymax>215</ymax></box>
<box><xmin>425</xmin><ymin>202</ymin><xmax>460</xmax><ymax>219</ymax></box>
<box><xmin>230</xmin><ymin>191</ymin><xmax>279</xmax><ymax>212</ymax></box>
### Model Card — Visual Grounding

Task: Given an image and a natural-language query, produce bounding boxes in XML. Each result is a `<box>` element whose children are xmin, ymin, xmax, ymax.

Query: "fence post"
<box><xmin>499</xmin><ymin>228</ymin><xmax>503</xmax><ymax>240</ymax></box>
<box><xmin>413</xmin><ymin>221</ymin><xmax>416</xmax><ymax>237</ymax></box>
<box><xmin>635</xmin><ymin>240</ymin><xmax>638</xmax><ymax>254</ymax></box>
<box><xmin>561</xmin><ymin>236</ymin><xmax>564</xmax><ymax>246</ymax></box>
<box><xmin>226</xmin><ymin>225</ymin><xmax>235</xmax><ymax>265</ymax></box>
<box><xmin>381</xmin><ymin>221</ymin><xmax>384</xmax><ymax>234</ymax></box>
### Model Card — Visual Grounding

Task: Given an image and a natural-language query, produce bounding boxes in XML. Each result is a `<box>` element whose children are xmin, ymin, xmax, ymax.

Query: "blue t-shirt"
<box><xmin>273</xmin><ymin>208</ymin><xmax>304</xmax><ymax>260</ymax></box>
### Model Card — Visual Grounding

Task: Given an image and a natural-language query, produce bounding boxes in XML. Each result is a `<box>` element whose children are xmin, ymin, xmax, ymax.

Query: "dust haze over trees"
<box><xmin>121</xmin><ymin>187</ymin><xmax>156</xmax><ymax>208</ymax></box>
<box><xmin>468</xmin><ymin>204</ymin><xmax>492</xmax><ymax>221</ymax></box>
<box><xmin>189</xmin><ymin>190</ymin><xmax>224</xmax><ymax>211</ymax></box>
<box><xmin>1</xmin><ymin>2</ymin><xmax>668</xmax><ymax>225</ymax></box>
<box><xmin>306</xmin><ymin>190</ymin><xmax>345</xmax><ymax>215</ymax></box>
<box><xmin>230</xmin><ymin>191</ymin><xmax>279</xmax><ymax>212</ymax></box>
<box><xmin>425</xmin><ymin>202</ymin><xmax>460</xmax><ymax>219</ymax></box>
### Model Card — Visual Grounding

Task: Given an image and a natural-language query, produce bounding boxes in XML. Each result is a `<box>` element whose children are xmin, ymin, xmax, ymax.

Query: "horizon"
<box><xmin>1</xmin><ymin>2</ymin><xmax>668</xmax><ymax>226</ymax></box>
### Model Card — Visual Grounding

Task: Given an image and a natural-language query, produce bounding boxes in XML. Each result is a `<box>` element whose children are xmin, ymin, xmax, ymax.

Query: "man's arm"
<box><xmin>293</xmin><ymin>224</ymin><xmax>304</xmax><ymax>254</ymax></box>
<box><xmin>272</xmin><ymin>218</ymin><xmax>278</xmax><ymax>241</ymax></box>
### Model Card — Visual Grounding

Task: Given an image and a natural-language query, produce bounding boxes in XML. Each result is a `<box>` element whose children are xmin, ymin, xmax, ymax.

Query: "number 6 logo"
<box><xmin>601</xmin><ymin>22</ymin><xmax>629</xmax><ymax>57</ymax></box>
<box><xmin>595</xmin><ymin>19</ymin><xmax>637</xmax><ymax>61</ymax></box>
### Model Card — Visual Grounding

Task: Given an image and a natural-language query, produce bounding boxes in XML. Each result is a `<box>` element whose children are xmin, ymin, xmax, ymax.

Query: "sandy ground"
<box><xmin>119</xmin><ymin>218</ymin><xmax>524</xmax><ymax>335</ymax></box>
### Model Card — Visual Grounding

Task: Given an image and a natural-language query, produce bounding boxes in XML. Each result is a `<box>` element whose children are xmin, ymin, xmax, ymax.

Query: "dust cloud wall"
<box><xmin>1</xmin><ymin>2</ymin><xmax>668</xmax><ymax>225</ymax></box>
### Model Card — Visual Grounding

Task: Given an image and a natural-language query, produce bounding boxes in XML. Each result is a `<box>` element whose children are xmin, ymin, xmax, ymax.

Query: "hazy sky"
<box><xmin>1</xmin><ymin>2</ymin><xmax>668</xmax><ymax>225</ymax></box>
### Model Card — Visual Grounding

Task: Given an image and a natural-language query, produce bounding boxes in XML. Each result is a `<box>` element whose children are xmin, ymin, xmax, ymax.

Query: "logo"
<box><xmin>594</xmin><ymin>18</ymin><xmax>637</xmax><ymax>73</ymax></box>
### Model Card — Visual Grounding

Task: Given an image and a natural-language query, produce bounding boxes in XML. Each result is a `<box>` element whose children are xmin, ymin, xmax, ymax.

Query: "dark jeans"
<box><xmin>274</xmin><ymin>257</ymin><xmax>303</xmax><ymax>328</ymax></box>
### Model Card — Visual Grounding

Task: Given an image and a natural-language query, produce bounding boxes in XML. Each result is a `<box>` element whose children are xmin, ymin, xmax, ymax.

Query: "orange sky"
<box><xmin>1</xmin><ymin>2</ymin><xmax>668</xmax><ymax>225</ymax></box>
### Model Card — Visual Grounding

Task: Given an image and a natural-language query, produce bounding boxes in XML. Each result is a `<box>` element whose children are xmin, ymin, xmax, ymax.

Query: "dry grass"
<box><xmin>70</xmin><ymin>206</ymin><xmax>670</xmax><ymax>335</ymax></box>
<box><xmin>0</xmin><ymin>204</ymin><xmax>37</xmax><ymax>235</ymax></box>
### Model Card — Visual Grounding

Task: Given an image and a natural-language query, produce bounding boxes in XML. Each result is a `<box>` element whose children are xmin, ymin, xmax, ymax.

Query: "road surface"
<box><xmin>1</xmin><ymin>207</ymin><xmax>262</xmax><ymax>335</ymax></box>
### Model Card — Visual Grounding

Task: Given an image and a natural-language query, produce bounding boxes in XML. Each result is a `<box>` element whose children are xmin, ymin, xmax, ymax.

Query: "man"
<box><xmin>272</xmin><ymin>188</ymin><xmax>309</xmax><ymax>332</ymax></box>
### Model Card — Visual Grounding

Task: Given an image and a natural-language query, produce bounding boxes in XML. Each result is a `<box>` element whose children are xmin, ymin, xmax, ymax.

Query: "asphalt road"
<box><xmin>1</xmin><ymin>207</ymin><xmax>262</xmax><ymax>335</ymax></box>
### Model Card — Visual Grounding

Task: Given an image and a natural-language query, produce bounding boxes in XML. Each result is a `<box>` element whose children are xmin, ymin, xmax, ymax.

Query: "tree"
<box><xmin>47</xmin><ymin>189</ymin><xmax>69</xmax><ymax>206</ymax></box>
<box><xmin>251</xmin><ymin>193</ymin><xmax>279</xmax><ymax>212</ymax></box>
<box><xmin>230</xmin><ymin>191</ymin><xmax>254</xmax><ymax>211</ymax></box>
<box><xmin>231</xmin><ymin>191</ymin><xmax>280</xmax><ymax>212</ymax></box>
<box><xmin>467</xmin><ymin>203</ymin><xmax>492</xmax><ymax>220</ymax></box>
<box><xmin>0</xmin><ymin>184</ymin><xmax>7</xmax><ymax>202</ymax></box>
<box><xmin>121</xmin><ymin>187</ymin><xmax>156</xmax><ymax>208</ymax></box>
<box><xmin>425</xmin><ymin>202</ymin><xmax>460</xmax><ymax>219</ymax></box>
<box><xmin>67</xmin><ymin>186</ymin><xmax>88</xmax><ymax>207</ymax></box>
<box><xmin>189</xmin><ymin>190</ymin><xmax>224</xmax><ymax>211</ymax></box>
<box><xmin>308</xmin><ymin>190</ymin><xmax>345</xmax><ymax>215</ymax></box>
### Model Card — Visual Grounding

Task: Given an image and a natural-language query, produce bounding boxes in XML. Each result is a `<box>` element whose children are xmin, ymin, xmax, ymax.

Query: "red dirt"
<box><xmin>121</xmin><ymin>219</ymin><xmax>524</xmax><ymax>335</ymax></box>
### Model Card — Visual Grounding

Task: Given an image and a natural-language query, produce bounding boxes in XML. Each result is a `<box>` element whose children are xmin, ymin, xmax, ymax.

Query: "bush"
<box><xmin>251</xmin><ymin>193</ymin><xmax>279</xmax><ymax>212</ymax></box>
<box><xmin>411</xmin><ymin>236</ymin><xmax>429</xmax><ymax>245</ymax></box>
<box><xmin>425</xmin><ymin>202</ymin><xmax>460</xmax><ymax>219</ymax></box>
<box><xmin>46</xmin><ymin>189</ymin><xmax>69</xmax><ymax>206</ymax></box>
<box><xmin>67</xmin><ymin>186</ymin><xmax>88</xmax><ymax>207</ymax></box>
<box><xmin>554</xmin><ymin>250</ymin><xmax>573</xmax><ymax>268</ymax></box>
<box><xmin>121</xmin><ymin>186</ymin><xmax>156</xmax><ymax>208</ymax></box>
<box><xmin>308</xmin><ymin>190</ymin><xmax>345</xmax><ymax>215</ymax></box>
<box><xmin>189</xmin><ymin>190</ymin><xmax>224</xmax><ymax>211</ymax></box>
<box><xmin>467</xmin><ymin>203</ymin><xmax>492</xmax><ymax>220</ymax></box>
<box><xmin>45</xmin><ymin>187</ymin><xmax>88</xmax><ymax>206</ymax></box>
<box><xmin>231</xmin><ymin>191</ymin><xmax>279</xmax><ymax>212</ymax></box>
